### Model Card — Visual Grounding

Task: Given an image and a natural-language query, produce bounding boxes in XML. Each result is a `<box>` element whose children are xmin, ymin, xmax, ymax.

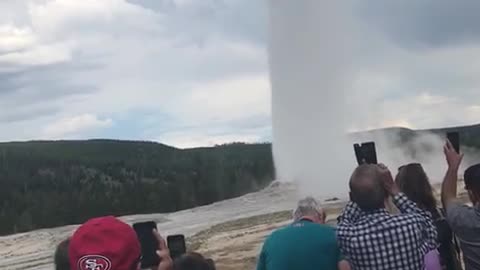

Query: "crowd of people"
<box><xmin>54</xmin><ymin>216</ymin><xmax>215</xmax><ymax>270</ymax></box>
<box><xmin>257</xmin><ymin>140</ymin><xmax>480</xmax><ymax>270</ymax></box>
<box><xmin>54</xmin><ymin>140</ymin><xmax>480</xmax><ymax>270</ymax></box>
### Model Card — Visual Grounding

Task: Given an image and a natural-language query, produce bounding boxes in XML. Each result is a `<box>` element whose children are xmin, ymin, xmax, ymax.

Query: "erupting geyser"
<box><xmin>268</xmin><ymin>1</ymin><xmax>357</xmax><ymax>197</ymax></box>
<box><xmin>267</xmin><ymin>1</ymin><xmax>478</xmax><ymax>197</ymax></box>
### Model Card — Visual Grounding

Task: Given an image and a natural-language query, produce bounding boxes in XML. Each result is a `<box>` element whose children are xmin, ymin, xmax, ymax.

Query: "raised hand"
<box><xmin>378</xmin><ymin>163</ymin><xmax>399</xmax><ymax>196</ymax></box>
<box><xmin>152</xmin><ymin>229</ymin><xmax>173</xmax><ymax>270</ymax></box>
<box><xmin>444</xmin><ymin>140</ymin><xmax>463</xmax><ymax>170</ymax></box>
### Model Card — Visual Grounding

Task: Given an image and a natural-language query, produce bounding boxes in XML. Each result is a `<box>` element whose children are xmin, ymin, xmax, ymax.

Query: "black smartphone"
<box><xmin>167</xmin><ymin>234</ymin><xmax>186</xmax><ymax>259</ymax></box>
<box><xmin>447</xmin><ymin>132</ymin><xmax>460</xmax><ymax>153</ymax></box>
<box><xmin>354</xmin><ymin>143</ymin><xmax>363</xmax><ymax>165</ymax></box>
<box><xmin>133</xmin><ymin>221</ymin><xmax>160</xmax><ymax>268</ymax></box>
<box><xmin>354</xmin><ymin>142</ymin><xmax>378</xmax><ymax>165</ymax></box>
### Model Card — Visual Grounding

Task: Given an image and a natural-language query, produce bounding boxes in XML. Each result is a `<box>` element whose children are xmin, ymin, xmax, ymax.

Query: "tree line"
<box><xmin>0</xmin><ymin>140</ymin><xmax>274</xmax><ymax>236</ymax></box>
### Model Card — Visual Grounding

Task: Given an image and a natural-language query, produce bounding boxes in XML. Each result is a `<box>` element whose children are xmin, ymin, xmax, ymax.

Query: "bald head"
<box><xmin>349</xmin><ymin>164</ymin><xmax>386</xmax><ymax>211</ymax></box>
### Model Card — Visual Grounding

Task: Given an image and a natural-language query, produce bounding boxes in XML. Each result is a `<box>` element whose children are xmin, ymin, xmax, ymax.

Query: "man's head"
<box><xmin>55</xmin><ymin>238</ymin><xmax>70</xmax><ymax>270</ymax></box>
<box><xmin>292</xmin><ymin>197</ymin><xmax>325</xmax><ymax>224</ymax></box>
<box><xmin>69</xmin><ymin>216</ymin><xmax>141</xmax><ymax>270</ymax></box>
<box><xmin>465</xmin><ymin>164</ymin><xmax>480</xmax><ymax>205</ymax></box>
<box><xmin>349</xmin><ymin>164</ymin><xmax>387</xmax><ymax>211</ymax></box>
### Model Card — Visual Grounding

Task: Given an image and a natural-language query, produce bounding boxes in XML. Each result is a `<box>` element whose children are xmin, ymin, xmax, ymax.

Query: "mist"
<box><xmin>268</xmin><ymin>0</ymin><xmax>479</xmax><ymax>198</ymax></box>
<box><xmin>268</xmin><ymin>1</ymin><xmax>357</xmax><ymax>197</ymax></box>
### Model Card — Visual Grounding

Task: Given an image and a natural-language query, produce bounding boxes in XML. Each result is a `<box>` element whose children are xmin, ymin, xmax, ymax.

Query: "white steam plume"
<box><xmin>268</xmin><ymin>0</ymin><xmax>480</xmax><ymax>198</ymax></box>
<box><xmin>268</xmin><ymin>0</ymin><xmax>357</xmax><ymax>197</ymax></box>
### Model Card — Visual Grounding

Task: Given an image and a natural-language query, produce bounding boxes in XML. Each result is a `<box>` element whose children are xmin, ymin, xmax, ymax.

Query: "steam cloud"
<box><xmin>268</xmin><ymin>0</ymin><xmax>479</xmax><ymax>198</ymax></box>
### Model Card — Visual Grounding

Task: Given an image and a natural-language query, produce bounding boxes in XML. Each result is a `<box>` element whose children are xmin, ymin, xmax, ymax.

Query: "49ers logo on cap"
<box><xmin>78</xmin><ymin>255</ymin><xmax>112</xmax><ymax>270</ymax></box>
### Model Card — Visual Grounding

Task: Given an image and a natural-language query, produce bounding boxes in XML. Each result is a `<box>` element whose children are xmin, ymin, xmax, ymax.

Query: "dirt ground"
<box><xmin>188</xmin><ymin>204</ymin><xmax>345</xmax><ymax>270</ymax></box>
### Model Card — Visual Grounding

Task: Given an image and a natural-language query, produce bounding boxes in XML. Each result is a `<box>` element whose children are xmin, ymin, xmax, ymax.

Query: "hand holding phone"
<box><xmin>154</xmin><ymin>230</ymin><xmax>173</xmax><ymax>270</ymax></box>
<box><xmin>444</xmin><ymin>139</ymin><xmax>463</xmax><ymax>171</ymax></box>
<box><xmin>447</xmin><ymin>132</ymin><xmax>460</xmax><ymax>154</ymax></box>
<box><xmin>167</xmin><ymin>235</ymin><xmax>186</xmax><ymax>260</ymax></box>
<box><xmin>354</xmin><ymin>142</ymin><xmax>378</xmax><ymax>165</ymax></box>
<box><xmin>133</xmin><ymin>222</ymin><xmax>160</xmax><ymax>268</ymax></box>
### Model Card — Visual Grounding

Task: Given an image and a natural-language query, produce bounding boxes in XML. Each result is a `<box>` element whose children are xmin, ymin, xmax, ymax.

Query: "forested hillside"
<box><xmin>1</xmin><ymin>123</ymin><xmax>479</xmax><ymax>236</ymax></box>
<box><xmin>0</xmin><ymin>140</ymin><xmax>274</xmax><ymax>235</ymax></box>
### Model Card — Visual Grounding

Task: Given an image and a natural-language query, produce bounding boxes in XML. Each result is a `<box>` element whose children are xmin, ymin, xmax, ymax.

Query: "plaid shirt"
<box><xmin>337</xmin><ymin>193</ymin><xmax>438</xmax><ymax>270</ymax></box>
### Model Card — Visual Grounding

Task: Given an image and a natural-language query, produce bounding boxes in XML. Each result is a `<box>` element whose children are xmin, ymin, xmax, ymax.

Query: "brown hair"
<box><xmin>174</xmin><ymin>252</ymin><xmax>215</xmax><ymax>270</ymax></box>
<box><xmin>54</xmin><ymin>238</ymin><xmax>70</xmax><ymax>270</ymax></box>
<box><xmin>395</xmin><ymin>163</ymin><xmax>437</xmax><ymax>215</ymax></box>
<box><xmin>349</xmin><ymin>164</ymin><xmax>386</xmax><ymax>211</ymax></box>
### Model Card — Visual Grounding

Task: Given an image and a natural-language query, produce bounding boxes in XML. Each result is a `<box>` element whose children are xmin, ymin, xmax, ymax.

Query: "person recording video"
<box><xmin>442</xmin><ymin>139</ymin><xmax>480</xmax><ymax>270</ymax></box>
<box><xmin>396</xmin><ymin>163</ymin><xmax>461</xmax><ymax>270</ymax></box>
<box><xmin>68</xmin><ymin>216</ymin><xmax>173</xmax><ymax>270</ymax></box>
<box><xmin>337</xmin><ymin>163</ymin><xmax>438</xmax><ymax>270</ymax></box>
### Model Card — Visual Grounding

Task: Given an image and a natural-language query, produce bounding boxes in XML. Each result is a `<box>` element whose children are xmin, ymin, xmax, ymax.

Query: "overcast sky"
<box><xmin>1</xmin><ymin>0</ymin><xmax>480</xmax><ymax>148</ymax></box>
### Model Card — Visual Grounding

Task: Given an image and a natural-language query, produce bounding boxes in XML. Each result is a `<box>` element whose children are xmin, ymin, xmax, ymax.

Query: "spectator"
<box><xmin>396</xmin><ymin>163</ymin><xmax>462</xmax><ymax>270</ymax></box>
<box><xmin>54</xmin><ymin>238</ymin><xmax>70</xmax><ymax>270</ymax></box>
<box><xmin>69</xmin><ymin>216</ymin><xmax>172</xmax><ymax>270</ymax></box>
<box><xmin>256</xmin><ymin>197</ymin><xmax>350</xmax><ymax>270</ymax></box>
<box><xmin>337</xmin><ymin>164</ymin><xmax>438</xmax><ymax>270</ymax></box>
<box><xmin>174</xmin><ymin>252</ymin><xmax>215</xmax><ymax>270</ymax></box>
<box><xmin>441</xmin><ymin>140</ymin><xmax>480</xmax><ymax>270</ymax></box>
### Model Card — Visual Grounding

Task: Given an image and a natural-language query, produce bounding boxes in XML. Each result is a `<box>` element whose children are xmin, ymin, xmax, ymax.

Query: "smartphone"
<box><xmin>353</xmin><ymin>142</ymin><xmax>378</xmax><ymax>165</ymax></box>
<box><xmin>167</xmin><ymin>234</ymin><xmax>186</xmax><ymax>259</ymax></box>
<box><xmin>447</xmin><ymin>132</ymin><xmax>460</xmax><ymax>153</ymax></box>
<box><xmin>133</xmin><ymin>221</ymin><xmax>160</xmax><ymax>268</ymax></box>
<box><xmin>354</xmin><ymin>144</ymin><xmax>363</xmax><ymax>165</ymax></box>
<box><xmin>362</xmin><ymin>142</ymin><xmax>378</xmax><ymax>164</ymax></box>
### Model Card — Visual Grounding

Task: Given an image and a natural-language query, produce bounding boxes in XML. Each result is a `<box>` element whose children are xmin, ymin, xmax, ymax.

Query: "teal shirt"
<box><xmin>257</xmin><ymin>220</ymin><xmax>342</xmax><ymax>270</ymax></box>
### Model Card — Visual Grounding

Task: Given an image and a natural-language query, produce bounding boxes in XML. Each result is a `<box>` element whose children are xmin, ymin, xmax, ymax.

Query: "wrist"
<box><xmin>447</xmin><ymin>165</ymin><xmax>460</xmax><ymax>173</ymax></box>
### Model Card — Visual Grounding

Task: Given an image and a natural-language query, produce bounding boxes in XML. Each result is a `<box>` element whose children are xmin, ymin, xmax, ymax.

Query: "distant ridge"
<box><xmin>1</xmin><ymin>123</ymin><xmax>479</xmax><ymax>236</ymax></box>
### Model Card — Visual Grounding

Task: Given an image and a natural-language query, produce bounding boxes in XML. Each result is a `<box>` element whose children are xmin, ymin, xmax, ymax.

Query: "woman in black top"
<box><xmin>396</xmin><ymin>163</ymin><xmax>461</xmax><ymax>270</ymax></box>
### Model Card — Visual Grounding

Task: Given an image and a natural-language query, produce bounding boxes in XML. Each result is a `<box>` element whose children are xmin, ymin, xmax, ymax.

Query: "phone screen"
<box><xmin>353</xmin><ymin>144</ymin><xmax>363</xmax><ymax>165</ymax></box>
<box><xmin>167</xmin><ymin>234</ymin><xmax>186</xmax><ymax>259</ymax></box>
<box><xmin>133</xmin><ymin>221</ymin><xmax>160</xmax><ymax>268</ymax></box>
<box><xmin>447</xmin><ymin>132</ymin><xmax>460</xmax><ymax>153</ymax></box>
<box><xmin>353</xmin><ymin>142</ymin><xmax>377</xmax><ymax>165</ymax></box>
<box><xmin>362</xmin><ymin>142</ymin><xmax>378</xmax><ymax>164</ymax></box>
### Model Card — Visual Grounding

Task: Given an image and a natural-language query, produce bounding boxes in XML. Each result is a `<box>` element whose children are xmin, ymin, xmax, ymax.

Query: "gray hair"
<box><xmin>293</xmin><ymin>197</ymin><xmax>324</xmax><ymax>221</ymax></box>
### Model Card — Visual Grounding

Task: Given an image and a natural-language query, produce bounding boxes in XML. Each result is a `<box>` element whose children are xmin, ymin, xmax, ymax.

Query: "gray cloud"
<box><xmin>357</xmin><ymin>0</ymin><xmax>480</xmax><ymax>49</ymax></box>
<box><xmin>127</xmin><ymin>0</ymin><xmax>267</xmax><ymax>45</ymax></box>
<box><xmin>0</xmin><ymin>106</ymin><xmax>57</xmax><ymax>124</ymax></box>
<box><xmin>0</xmin><ymin>0</ymin><xmax>479</xmax><ymax>146</ymax></box>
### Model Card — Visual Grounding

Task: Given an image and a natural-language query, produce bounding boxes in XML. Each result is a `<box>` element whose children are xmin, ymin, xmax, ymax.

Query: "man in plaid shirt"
<box><xmin>337</xmin><ymin>164</ymin><xmax>438</xmax><ymax>270</ymax></box>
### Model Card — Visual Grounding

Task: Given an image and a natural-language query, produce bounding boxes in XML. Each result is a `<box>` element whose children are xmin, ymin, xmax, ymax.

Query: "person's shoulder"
<box><xmin>267</xmin><ymin>224</ymin><xmax>293</xmax><ymax>239</ymax></box>
<box><xmin>315</xmin><ymin>223</ymin><xmax>337</xmax><ymax>233</ymax></box>
<box><xmin>305</xmin><ymin>223</ymin><xmax>339</xmax><ymax>241</ymax></box>
<box><xmin>446</xmin><ymin>201</ymin><xmax>474</xmax><ymax>215</ymax></box>
<box><xmin>383</xmin><ymin>212</ymin><xmax>423</xmax><ymax>227</ymax></box>
<box><xmin>445</xmin><ymin>201</ymin><xmax>480</xmax><ymax>228</ymax></box>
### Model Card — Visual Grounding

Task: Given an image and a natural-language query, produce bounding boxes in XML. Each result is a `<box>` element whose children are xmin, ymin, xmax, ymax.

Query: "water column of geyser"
<box><xmin>269</xmin><ymin>1</ymin><xmax>357</xmax><ymax>197</ymax></box>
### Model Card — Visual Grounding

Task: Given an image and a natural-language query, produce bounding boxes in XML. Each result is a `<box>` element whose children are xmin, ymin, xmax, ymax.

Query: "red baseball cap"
<box><xmin>69</xmin><ymin>216</ymin><xmax>141</xmax><ymax>270</ymax></box>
